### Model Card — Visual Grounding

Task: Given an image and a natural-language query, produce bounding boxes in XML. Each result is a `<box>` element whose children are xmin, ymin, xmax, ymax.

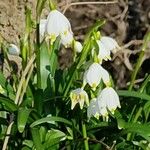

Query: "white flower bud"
<box><xmin>8</xmin><ymin>44</ymin><xmax>20</xmax><ymax>56</ymax></box>
<box><xmin>74</xmin><ymin>41</ymin><xmax>83</xmax><ymax>53</ymax></box>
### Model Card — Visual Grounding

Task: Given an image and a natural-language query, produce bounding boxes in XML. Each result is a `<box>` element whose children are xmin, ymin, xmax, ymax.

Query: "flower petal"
<box><xmin>70</xmin><ymin>88</ymin><xmax>89</xmax><ymax>109</ymax></box>
<box><xmin>101</xmin><ymin>36</ymin><xmax>120</xmax><ymax>53</ymax></box>
<box><xmin>96</xmin><ymin>40</ymin><xmax>111</xmax><ymax>64</ymax></box>
<box><xmin>40</xmin><ymin>19</ymin><xmax>47</xmax><ymax>37</ymax></box>
<box><xmin>84</xmin><ymin>63</ymin><xmax>102</xmax><ymax>89</ymax></box>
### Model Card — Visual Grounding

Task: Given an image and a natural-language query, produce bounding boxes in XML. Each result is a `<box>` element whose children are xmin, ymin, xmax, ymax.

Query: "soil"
<box><xmin>0</xmin><ymin>0</ymin><xmax>150</xmax><ymax>88</ymax></box>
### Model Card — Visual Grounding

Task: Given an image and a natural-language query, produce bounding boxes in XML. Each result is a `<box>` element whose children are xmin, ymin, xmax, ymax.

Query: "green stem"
<box><xmin>36</xmin><ymin>17</ymin><xmax>41</xmax><ymax>89</ymax></box>
<box><xmin>128</xmin><ymin>50</ymin><xmax>145</xmax><ymax>91</ymax></box>
<box><xmin>127</xmin><ymin>107</ymin><xmax>142</xmax><ymax>141</ymax></box>
<box><xmin>63</xmin><ymin>42</ymin><xmax>91</xmax><ymax>97</ymax></box>
<box><xmin>82</xmin><ymin>121</ymin><xmax>89</xmax><ymax>150</ymax></box>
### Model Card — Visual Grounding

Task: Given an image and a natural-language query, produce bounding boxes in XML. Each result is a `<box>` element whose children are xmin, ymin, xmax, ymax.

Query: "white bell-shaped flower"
<box><xmin>70</xmin><ymin>88</ymin><xmax>89</xmax><ymax>110</ymax></box>
<box><xmin>8</xmin><ymin>44</ymin><xmax>20</xmax><ymax>56</ymax></box>
<box><xmin>97</xmin><ymin>87</ymin><xmax>121</xmax><ymax>116</ymax></box>
<box><xmin>39</xmin><ymin>19</ymin><xmax>47</xmax><ymax>37</ymax></box>
<box><xmin>83</xmin><ymin>63</ymin><xmax>110</xmax><ymax>90</ymax></box>
<box><xmin>60</xmin><ymin>31</ymin><xmax>74</xmax><ymax>48</ymax></box>
<box><xmin>100</xmin><ymin>36</ymin><xmax>120</xmax><ymax>53</ymax></box>
<box><xmin>96</xmin><ymin>40</ymin><xmax>111</xmax><ymax>64</ymax></box>
<box><xmin>73</xmin><ymin>41</ymin><xmax>83</xmax><ymax>53</ymax></box>
<box><xmin>94</xmin><ymin>36</ymin><xmax>119</xmax><ymax>64</ymax></box>
<box><xmin>46</xmin><ymin>10</ymin><xmax>74</xmax><ymax>47</ymax></box>
<box><xmin>87</xmin><ymin>98</ymin><xmax>100</xmax><ymax>119</ymax></box>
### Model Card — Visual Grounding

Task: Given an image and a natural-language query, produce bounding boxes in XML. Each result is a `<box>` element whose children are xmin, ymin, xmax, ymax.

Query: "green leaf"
<box><xmin>39</xmin><ymin>126</ymin><xmax>47</xmax><ymax>143</ymax></box>
<box><xmin>142</xmin><ymin>31</ymin><xmax>150</xmax><ymax>51</ymax></box>
<box><xmin>31</xmin><ymin>128</ymin><xmax>44</xmax><ymax>150</ymax></box>
<box><xmin>49</xmin><ymin>37</ymin><xmax>60</xmax><ymax>77</ymax></box>
<box><xmin>118</xmin><ymin>118</ymin><xmax>150</xmax><ymax>139</ymax></box>
<box><xmin>17</xmin><ymin>107</ymin><xmax>31</xmax><ymax>133</ymax></box>
<box><xmin>40</xmin><ymin>41</ymin><xmax>51</xmax><ymax>90</ymax></box>
<box><xmin>117</xmin><ymin>90</ymin><xmax>150</xmax><ymax>101</ymax></box>
<box><xmin>44</xmin><ymin>129</ymin><xmax>66</xmax><ymax>149</ymax></box>
<box><xmin>0</xmin><ymin>97</ymin><xmax>17</xmax><ymax>112</ymax></box>
<box><xmin>30</xmin><ymin>116</ymin><xmax>72</xmax><ymax>128</ymax></box>
<box><xmin>21</xmin><ymin>147</ymin><xmax>31</xmax><ymax>150</ymax></box>
<box><xmin>23</xmin><ymin>140</ymin><xmax>33</xmax><ymax>148</ymax></box>
<box><xmin>36</xmin><ymin>0</ymin><xmax>46</xmax><ymax>17</ymax></box>
<box><xmin>0</xmin><ymin>71</ymin><xmax>15</xmax><ymax>100</ymax></box>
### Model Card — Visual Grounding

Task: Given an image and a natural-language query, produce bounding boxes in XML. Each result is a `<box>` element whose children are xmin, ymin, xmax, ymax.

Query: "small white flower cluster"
<box><xmin>70</xmin><ymin>33</ymin><xmax>121</xmax><ymax>119</ymax></box>
<box><xmin>40</xmin><ymin>10</ymin><xmax>82</xmax><ymax>52</ymax></box>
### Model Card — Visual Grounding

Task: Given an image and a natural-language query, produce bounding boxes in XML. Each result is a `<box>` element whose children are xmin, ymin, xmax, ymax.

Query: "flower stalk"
<box><xmin>82</xmin><ymin>121</ymin><xmax>89</xmax><ymax>150</ymax></box>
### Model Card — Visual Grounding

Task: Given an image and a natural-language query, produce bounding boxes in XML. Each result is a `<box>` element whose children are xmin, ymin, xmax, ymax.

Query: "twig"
<box><xmin>18</xmin><ymin>64</ymin><xmax>34</xmax><ymax>105</ymax></box>
<box><xmin>123</xmin><ymin>40</ymin><xmax>143</xmax><ymax>49</ymax></box>
<box><xmin>89</xmin><ymin>138</ymin><xmax>111</xmax><ymax>150</ymax></box>
<box><xmin>63</xmin><ymin>1</ymin><xmax>118</xmax><ymax>14</ymax></box>
<box><xmin>2</xmin><ymin>121</ymin><xmax>14</xmax><ymax>150</ymax></box>
<box><xmin>15</xmin><ymin>54</ymin><xmax>35</xmax><ymax>105</ymax></box>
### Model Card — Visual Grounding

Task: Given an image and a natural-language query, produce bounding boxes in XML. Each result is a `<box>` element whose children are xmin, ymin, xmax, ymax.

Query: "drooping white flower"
<box><xmin>39</xmin><ymin>19</ymin><xmax>47</xmax><ymax>37</ymax></box>
<box><xmin>97</xmin><ymin>87</ymin><xmax>121</xmax><ymax>116</ymax></box>
<box><xmin>100</xmin><ymin>36</ymin><xmax>120</xmax><ymax>53</ymax></box>
<box><xmin>46</xmin><ymin>10</ymin><xmax>74</xmax><ymax>47</ymax></box>
<box><xmin>83</xmin><ymin>63</ymin><xmax>110</xmax><ymax>90</ymax></box>
<box><xmin>87</xmin><ymin>98</ymin><xmax>100</xmax><ymax>119</ymax></box>
<box><xmin>73</xmin><ymin>41</ymin><xmax>83</xmax><ymax>53</ymax></box>
<box><xmin>60</xmin><ymin>32</ymin><xmax>74</xmax><ymax>48</ymax></box>
<box><xmin>8</xmin><ymin>44</ymin><xmax>20</xmax><ymax>56</ymax></box>
<box><xmin>96</xmin><ymin>40</ymin><xmax>111</xmax><ymax>64</ymax></box>
<box><xmin>70</xmin><ymin>88</ymin><xmax>89</xmax><ymax>110</ymax></box>
<box><xmin>93</xmin><ymin>36</ymin><xmax>119</xmax><ymax>64</ymax></box>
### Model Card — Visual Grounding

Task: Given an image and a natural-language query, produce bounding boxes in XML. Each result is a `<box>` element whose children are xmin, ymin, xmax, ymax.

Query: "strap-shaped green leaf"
<box><xmin>30</xmin><ymin>116</ymin><xmax>72</xmax><ymax>128</ymax></box>
<box><xmin>0</xmin><ymin>97</ymin><xmax>17</xmax><ymax>112</ymax></box>
<box><xmin>17</xmin><ymin>107</ymin><xmax>31</xmax><ymax>133</ymax></box>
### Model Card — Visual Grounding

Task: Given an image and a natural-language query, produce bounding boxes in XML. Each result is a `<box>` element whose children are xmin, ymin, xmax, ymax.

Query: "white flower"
<box><xmin>100</xmin><ymin>36</ymin><xmax>120</xmax><ymax>53</ymax></box>
<box><xmin>97</xmin><ymin>87</ymin><xmax>121</xmax><ymax>116</ymax></box>
<box><xmin>60</xmin><ymin>32</ymin><xmax>74</xmax><ymax>48</ymax></box>
<box><xmin>83</xmin><ymin>63</ymin><xmax>110</xmax><ymax>90</ymax></box>
<box><xmin>8</xmin><ymin>44</ymin><xmax>20</xmax><ymax>56</ymax></box>
<box><xmin>87</xmin><ymin>98</ymin><xmax>100</xmax><ymax>119</ymax></box>
<box><xmin>70</xmin><ymin>88</ymin><xmax>89</xmax><ymax>110</ymax></box>
<box><xmin>39</xmin><ymin>19</ymin><xmax>47</xmax><ymax>37</ymax></box>
<box><xmin>73</xmin><ymin>41</ymin><xmax>83</xmax><ymax>53</ymax></box>
<box><xmin>93</xmin><ymin>36</ymin><xmax>119</xmax><ymax>64</ymax></box>
<box><xmin>96</xmin><ymin>40</ymin><xmax>111</xmax><ymax>64</ymax></box>
<box><xmin>46</xmin><ymin>10</ymin><xmax>74</xmax><ymax>47</ymax></box>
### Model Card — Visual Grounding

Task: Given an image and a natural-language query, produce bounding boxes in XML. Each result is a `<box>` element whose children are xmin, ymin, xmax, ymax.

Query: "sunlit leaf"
<box><xmin>30</xmin><ymin>116</ymin><xmax>72</xmax><ymax>128</ymax></box>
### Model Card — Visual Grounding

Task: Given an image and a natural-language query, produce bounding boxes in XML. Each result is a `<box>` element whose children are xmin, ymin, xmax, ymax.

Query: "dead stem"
<box><xmin>63</xmin><ymin>1</ymin><xmax>118</xmax><ymax>14</ymax></box>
